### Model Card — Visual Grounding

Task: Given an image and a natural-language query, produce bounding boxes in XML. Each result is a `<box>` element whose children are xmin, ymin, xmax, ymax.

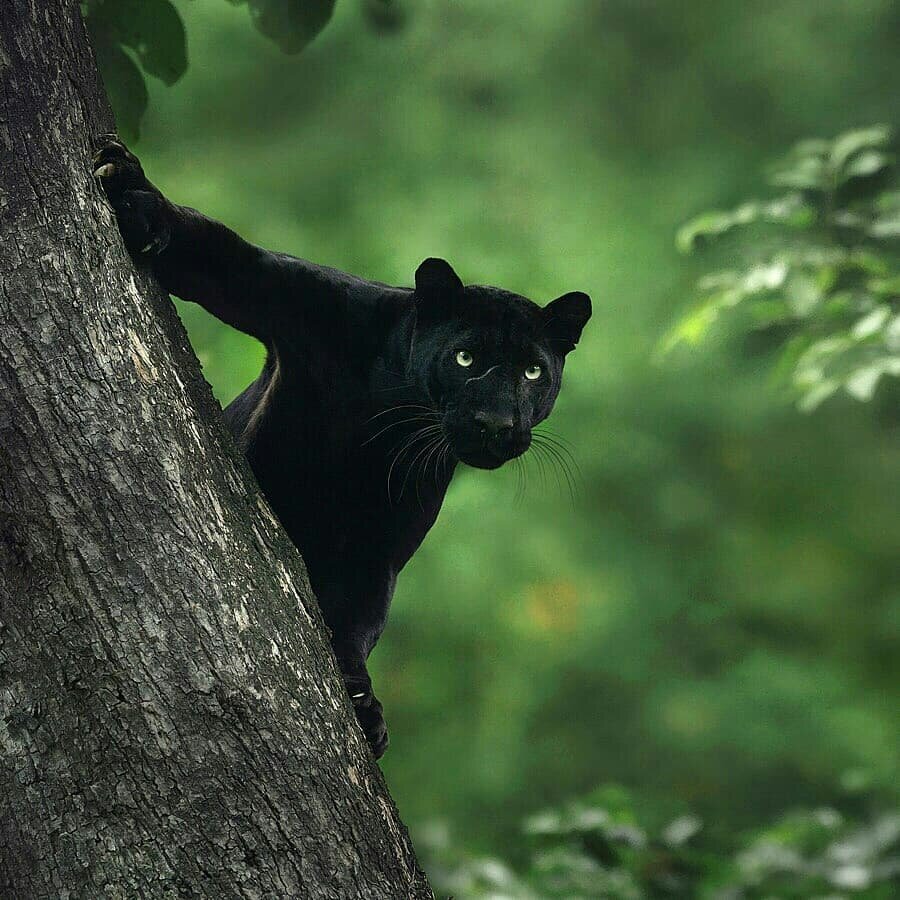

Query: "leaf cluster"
<box><xmin>82</xmin><ymin>0</ymin><xmax>339</xmax><ymax>140</ymax></box>
<box><xmin>667</xmin><ymin>127</ymin><xmax>899</xmax><ymax>411</ymax></box>
<box><xmin>425</xmin><ymin>786</ymin><xmax>900</xmax><ymax>899</ymax></box>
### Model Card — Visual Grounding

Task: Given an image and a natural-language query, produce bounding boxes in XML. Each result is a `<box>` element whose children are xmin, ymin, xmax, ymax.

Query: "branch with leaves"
<box><xmin>666</xmin><ymin>126</ymin><xmax>899</xmax><ymax>411</ymax></box>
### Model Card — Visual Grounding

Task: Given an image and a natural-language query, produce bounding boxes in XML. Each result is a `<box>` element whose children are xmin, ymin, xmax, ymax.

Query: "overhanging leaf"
<box><xmin>240</xmin><ymin>0</ymin><xmax>338</xmax><ymax>54</ymax></box>
<box><xmin>86</xmin><ymin>0</ymin><xmax>187</xmax><ymax>86</ymax></box>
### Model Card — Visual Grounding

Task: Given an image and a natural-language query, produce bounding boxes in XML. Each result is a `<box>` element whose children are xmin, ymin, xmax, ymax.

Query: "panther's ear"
<box><xmin>415</xmin><ymin>257</ymin><xmax>464</xmax><ymax>309</ymax></box>
<box><xmin>543</xmin><ymin>291</ymin><xmax>592</xmax><ymax>353</ymax></box>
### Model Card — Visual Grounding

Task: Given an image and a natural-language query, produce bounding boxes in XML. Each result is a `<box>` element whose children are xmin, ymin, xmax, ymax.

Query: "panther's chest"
<box><xmin>246</xmin><ymin>390</ymin><xmax>453</xmax><ymax>566</ymax></box>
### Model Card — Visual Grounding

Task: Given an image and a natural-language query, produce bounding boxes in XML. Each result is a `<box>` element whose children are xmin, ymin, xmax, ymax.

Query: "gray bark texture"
<box><xmin>0</xmin><ymin>1</ymin><xmax>432</xmax><ymax>897</ymax></box>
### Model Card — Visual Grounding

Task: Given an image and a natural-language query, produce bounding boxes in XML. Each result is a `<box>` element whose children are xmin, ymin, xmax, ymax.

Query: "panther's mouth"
<box><xmin>452</xmin><ymin>435</ymin><xmax>530</xmax><ymax>470</ymax></box>
<box><xmin>456</xmin><ymin>448</ymin><xmax>508</xmax><ymax>470</ymax></box>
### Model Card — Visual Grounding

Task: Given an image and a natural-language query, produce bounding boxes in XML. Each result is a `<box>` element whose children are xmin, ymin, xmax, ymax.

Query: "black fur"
<box><xmin>93</xmin><ymin>138</ymin><xmax>591</xmax><ymax>758</ymax></box>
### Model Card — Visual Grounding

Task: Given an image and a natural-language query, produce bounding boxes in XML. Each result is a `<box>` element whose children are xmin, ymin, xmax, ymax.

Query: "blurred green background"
<box><xmin>129</xmin><ymin>0</ymin><xmax>898</xmax><ymax>875</ymax></box>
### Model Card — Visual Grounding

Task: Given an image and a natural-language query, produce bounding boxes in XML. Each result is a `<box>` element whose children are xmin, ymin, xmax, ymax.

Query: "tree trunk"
<box><xmin>0</xmin><ymin>2</ymin><xmax>431</xmax><ymax>896</ymax></box>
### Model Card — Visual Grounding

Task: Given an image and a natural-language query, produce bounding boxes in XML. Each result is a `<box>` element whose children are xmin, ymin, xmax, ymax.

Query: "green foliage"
<box><xmin>424</xmin><ymin>788</ymin><xmax>900</xmax><ymax>898</ymax></box>
<box><xmin>82</xmin><ymin>0</ymin><xmax>338</xmax><ymax>139</ymax></box>
<box><xmin>669</xmin><ymin>127</ymin><xmax>899</xmax><ymax>411</ymax></box>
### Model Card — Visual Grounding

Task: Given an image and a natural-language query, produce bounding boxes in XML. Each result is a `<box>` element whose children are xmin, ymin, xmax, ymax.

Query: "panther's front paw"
<box><xmin>343</xmin><ymin>673</ymin><xmax>389</xmax><ymax>759</ymax></box>
<box><xmin>92</xmin><ymin>136</ymin><xmax>171</xmax><ymax>255</ymax></box>
<box><xmin>92</xmin><ymin>136</ymin><xmax>146</xmax><ymax>192</ymax></box>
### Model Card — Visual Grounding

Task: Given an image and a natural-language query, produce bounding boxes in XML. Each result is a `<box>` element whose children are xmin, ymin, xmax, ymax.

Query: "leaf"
<box><xmin>677</xmin><ymin>204</ymin><xmax>759</xmax><ymax>253</ymax></box>
<box><xmin>241</xmin><ymin>0</ymin><xmax>338</xmax><ymax>53</ymax></box>
<box><xmin>798</xmin><ymin>379</ymin><xmax>839</xmax><ymax>412</ymax></box>
<box><xmin>771</xmin><ymin>334</ymin><xmax>812</xmax><ymax>386</ymax></box>
<box><xmin>851</xmin><ymin>306</ymin><xmax>890</xmax><ymax>340</ymax></box>
<box><xmin>843</xmin><ymin>357</ymin><xmax>900</xmax><ymax>402</ymax></box>
<box><xmin>676</xmin><ymin>195</ymin><xmax>810</xmax><ymax>253</ymax></box>
<box><xmin>660</xmin><ymin>302</ymin><xmax>721</xmax><ymax>354</ymax></box>
<box><xmin>662</xmin><ymin>815</ymin><xmax>703</xmax><ymax>848</ymax></box>
<box><xmin>771</xmin><ymin>154</ymin><xmax>828</xmax><ymax>191</ymax></box>
<box><xmin>524</xmin><ymin>809</ymin><xmax>566</xmax><ymax>836</ymax></box>
<box><xmin>764</xmin><ymin>193</ymin><xmax>815</xmax><ymax>227</ymax></box>
<box><xmin>798</xmin><ymin>335</ymin><xmax>854</xmax><ymax>371</ymax></box>
<box><xmin>829</xmin><ymin>124</ymin><xmax>891</xmax><ymax>170</ymax></box>
<box><xmin>740</xmin><ymin>260</ymin><xmax>788</xmax><ymax>295</ymax></box>
<box><xmin>845</xmin><ymin>364</ymin><xmax>885</xmax><ymax>401</ymax></box>
<box><xmin>87</xmin><ymin>0</ymin><xmax>187</xmax><ymax>86</ymax></box>
<box><xmin>839</xmin><ymin>150</ymin><xmax>892</xmax><ymax>183</ymax></box>
<box><xmin>869</xmin><ymin>191</ymin><xmax>900</xmax><ymax>236</ymax></box>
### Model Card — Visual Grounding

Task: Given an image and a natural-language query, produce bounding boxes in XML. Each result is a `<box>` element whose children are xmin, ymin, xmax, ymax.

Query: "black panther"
<box><xmin>93</xmin><ymin>137</ymin><xmax>591</xmax><ymax>758</ymax></box>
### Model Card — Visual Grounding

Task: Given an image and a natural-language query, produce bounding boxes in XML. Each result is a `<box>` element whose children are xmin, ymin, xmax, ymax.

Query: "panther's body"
<box><xmin>94</xmin><ymin>138</ymin><xmax>591</xmax><ymax>757</ymax></box>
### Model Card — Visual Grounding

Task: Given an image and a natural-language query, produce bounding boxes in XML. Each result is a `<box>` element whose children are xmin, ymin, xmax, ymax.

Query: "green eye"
<box><xmin>525</xmin><ymin>364</ymin><xmax>542</xmax><ymax>380</ymax></box>
<box><xmin>456</xmin><ymin>350</ymin><xmax>474</xmax><ymax>367</ymax></box>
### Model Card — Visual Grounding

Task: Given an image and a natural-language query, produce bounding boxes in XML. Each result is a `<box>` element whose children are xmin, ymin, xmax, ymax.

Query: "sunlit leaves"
<box><xmin>426</xmin><ymin>790</ymin><xmax>900</xmax><ymax>899</ymax></box>
<box><xmin>668</xmin><ymin>127</ymin><xmax>899</xmax><ymax>411</ymax></box>
<box><xmin>830</xmin><ymin>125</ymin><xmax>892</xmax><ymax>174</ymax></box>
<box><xmin>772</xmin><ymin>124</ymin><xmax>893</xmax><ymax>192</ymax></box>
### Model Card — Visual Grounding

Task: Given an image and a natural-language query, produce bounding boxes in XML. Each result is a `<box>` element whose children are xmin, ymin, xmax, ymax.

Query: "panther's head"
<box><xmin>407</xmin><ymin>258</ymin><xmax>591</xmax><ymax>469</ymax></box>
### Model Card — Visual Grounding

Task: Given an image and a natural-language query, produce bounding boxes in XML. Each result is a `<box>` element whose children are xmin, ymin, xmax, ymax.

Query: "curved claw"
<box><xmin>342</xmin><ymin>671</ymin><xmax>389</xmax><ymax>758</ymax></box>
<box><xmin>140</xmin><ymin>233</ymin><xmax>168</xmax><ymax>255</ymax></box>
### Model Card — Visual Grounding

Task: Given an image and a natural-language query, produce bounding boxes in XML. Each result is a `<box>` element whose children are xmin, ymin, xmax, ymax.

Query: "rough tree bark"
<box><xmin>0</xmin><ymin>1</ymin><xmax>432</xmax><ymax>896</ymax></box>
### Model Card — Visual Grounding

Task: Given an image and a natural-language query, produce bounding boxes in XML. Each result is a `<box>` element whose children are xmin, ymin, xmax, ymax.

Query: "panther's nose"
<box><xmin>474</xmin><ymin>411</ymin><xmax>514</xmax><ymax>438</ymax></box>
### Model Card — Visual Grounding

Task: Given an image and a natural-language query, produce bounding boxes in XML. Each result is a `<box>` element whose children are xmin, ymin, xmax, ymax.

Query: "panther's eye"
<box><xmin>524</xmin><ymin>364</ymin><xmax>542</xmax><ymax>380</ymax></box>
<box><xmin>456</xmin><ymin>350</ymin><xmax>474</xmax><ymax>368</ymax></box>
